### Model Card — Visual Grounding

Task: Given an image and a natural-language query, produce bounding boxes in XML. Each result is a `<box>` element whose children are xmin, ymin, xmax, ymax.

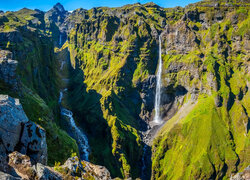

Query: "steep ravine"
<box><xmin>67</xmin><ymin>0</ymin><xmax>250</xmax><ymax>179</ymax></box>
<box><xmin>0</xmin><ymin>0</ymin><xmax>249</xmax><ymax>179</ymax></box>
<box><xmin>57</xmin><ymin>46</ymin><xmax>90</xmax><ymax>161</ymax></box>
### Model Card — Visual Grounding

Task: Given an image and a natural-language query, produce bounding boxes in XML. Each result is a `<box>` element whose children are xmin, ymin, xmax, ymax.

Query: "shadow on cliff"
<box><xmin>61</xmin><ymin>61</ymin><xmax>123</xmax><ymax>178</ymax></box>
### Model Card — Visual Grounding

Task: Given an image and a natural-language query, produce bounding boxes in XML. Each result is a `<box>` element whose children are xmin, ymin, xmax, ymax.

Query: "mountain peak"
<box><xmin>53</xmin><ymin>3</ymin><xmax>65</xmax><ymax>12</ymax></box>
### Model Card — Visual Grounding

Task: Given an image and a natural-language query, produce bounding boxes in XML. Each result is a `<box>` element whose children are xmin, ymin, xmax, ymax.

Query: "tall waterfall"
<box><xmin>154</xmin><ymin>36</ymin><xmax>163</xmax><ymax>124</ymax></box>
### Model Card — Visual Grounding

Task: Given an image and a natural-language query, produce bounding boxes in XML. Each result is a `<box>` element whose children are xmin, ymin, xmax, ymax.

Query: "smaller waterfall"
<box><xmin>59</xmin><ymin>90</ymin><xmax>90</xmax><ymax>161</ymax></box>
<box><xmin>59</xmin><ymin>34</ymin><xmax>62</xmax><ymax>46</ymax></box>
<box><xmin>153</xmin><ymin>36</ymin><xmax>163</xmax><ymax>124</ymax></box>
<box><xmin>60</xmin><ymin>60</ymin><xmax>65</xmax><ymax>70</ymax></box>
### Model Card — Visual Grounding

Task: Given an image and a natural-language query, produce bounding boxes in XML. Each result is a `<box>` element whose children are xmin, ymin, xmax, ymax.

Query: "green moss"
<box><xmin>0</xmin><ymin>12</ymin><xmax>79</xmax><ymax>166</ymax></box>
<box><xmin>1</xmin><ymin>1</ymin><xmax>249</xmax><ymax>179</ymax></box>
<box><xmin>152</xmin><ymin>96</ymin><xmax>240</xmax><ymax>179</ymax></box>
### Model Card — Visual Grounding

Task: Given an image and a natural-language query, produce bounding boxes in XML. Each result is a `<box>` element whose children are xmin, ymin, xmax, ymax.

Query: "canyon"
<box><xmin>0</xmin><ymin>0</ymin><xmax>249</xmax><ymax>179</ymax></box>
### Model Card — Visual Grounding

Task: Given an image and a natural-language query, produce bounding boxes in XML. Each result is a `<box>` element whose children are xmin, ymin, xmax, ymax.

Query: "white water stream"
<box><xmin>141</xmin><ymin>36</ymin><xmax>164</xmax><ymax>180</ymax></box>
<box><xmin>59</xmin><ymin>89</ymin><xmax>90</xmax><ymax>161</ymax></box>
<box><xmin>60</xmin><ymin>60</ymin><xmax>65</xmax><ymax>70</ymax></box>
<box><xmin>59</xmin><ymin>34</ymin><xmax>62</xmax><ymax>46</ymax></box>
<box><xmin>153</xmin><ymin>36</ymin><xmax>163</xmax><ymax>124</ymax></box>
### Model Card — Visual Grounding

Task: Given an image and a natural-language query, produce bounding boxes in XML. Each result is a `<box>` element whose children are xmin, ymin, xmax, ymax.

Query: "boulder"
<box><xmin>230</xmin><ymin>166</ymin><xmax>250</xmax><ymax>180</ymax></box>
<box><xmin>8</xmin><ymin>152</ymin><xmax>36</xmax><ymax>179</ymax></box>
<box><xmin>20</xmin><ymin>121</ymin><xmax>47</xmax><ymax>165</ymax></box>
<box><xmin>0</xmin><ymin>95</ymin><xmax>47</xmax><ymax>174</ymax></box>
<box><xmin>0</xmin><ymin>50</ymin><xmax>12</xmax><ymax>60</ymax></box>
<box><xmin>61</xmin><ymin>156</ymin><xmax>112</xmax><ymax>180</ymax></box>
<box><xmin>35</xmin><ymin>163</ymin><xmax>62</xmax><ymax>180</ymax></box>
<box><xmin>83</xmin><ymin>161</ymin><xmax>111</xmax><ymax>180</ymax></box>
<box><xmin>8</xmin><ymin>152</ymin><xmax>62</xmax><ymax>180</ymax></box>
<box><xmin>0</xmin><ymin>171</ymin><xmax>21</xmax><ymax>180</ymax></box>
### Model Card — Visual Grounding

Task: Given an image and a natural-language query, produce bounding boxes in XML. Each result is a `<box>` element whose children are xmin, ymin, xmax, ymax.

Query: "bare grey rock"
<box><xmin>35</xmin><ymin>163</ymin><xmax>62</xmax><ymax>180</ymax></box>
<box><xmin>0</xmin><ymin>171</ymin><xmax>21</xmax><ymax>180</ymax></box>
<box><xmin>8</xmin><ymin>152</ymin><xmax>36</xmax><ymax>179</ymax></box>
<box><xmin>162</xmin><ymin>21</ymin><xmax>198</xmax><ymax>54</ymax></box>
<box><xmin>230</xmin><ymin>166</ymin><xmax>250</xmax><ymax>180</ymax></box>
<box><xmin>0</xmin><ymin>95</ymin><xmax>47</xmax><ymax>175</ymax></box>
<box><xmin>8</xmin><ymin>152</ymin><xmax>61</xmax><ymax>180</ymax></box>
<box><xmin>139</xmin><ymin>75</ymin><xmax>156</xmax><ymax>124</ymax></box>
<box><xmin>20</xmin><ymin>122</ymin><xmax>47</xmax><ymax>165</ymax></box>
<box><xmin>62</xmin><ymin>156</ymin><xmax>112</xmax><ymax>180</ymax></box>
<box><xmin>0</xmin><ymin>95</ymin><xmax>29</xmax><ymax>152</ymax></box>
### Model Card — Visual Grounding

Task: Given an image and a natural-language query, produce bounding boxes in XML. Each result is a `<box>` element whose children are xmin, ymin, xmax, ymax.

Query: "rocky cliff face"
<box><xmin>151</xmin><ymin>1</ymin><xmax>250</xmax><ymax>179</ymax></box>
<box><xmin>67</xmin><ymin>0</ymin><xmax>250</xmax><ymax>179</ymax></box>
<box><xmin>0</xmin><ymin>8</ymin><xmax>79</xmax><ymax>167</ymax></box>
<box><xmin>0</xmin><ymin>0</ymin><xmax>249</xmax><ymax>179</ymax></box>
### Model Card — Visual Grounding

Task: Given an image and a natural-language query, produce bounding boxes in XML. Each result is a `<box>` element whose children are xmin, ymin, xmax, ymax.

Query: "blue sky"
<box><xmin>0</xmin><ymin>0</ymin><xmax>201</xmax><ymax>12</ymax></box>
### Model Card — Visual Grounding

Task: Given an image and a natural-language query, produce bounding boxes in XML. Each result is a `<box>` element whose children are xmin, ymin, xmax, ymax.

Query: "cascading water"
<box><xmin>60</xmin><ymin>60</ymin><xmax>65</xmax><ymax>70</ymax></box>
<box><xmin>59</xmin><ymin>90</ymin><xmax>90</xmax><ymax>161</ymax></box>
<box><xmin>141</xmin><ymin>36</ymin><xmax>163</xmax><ymax>180</ymax></box>
<box><xmin>153</xmin><ymin>36</ymin><xmax>163</xmax><ymax>124</ymax></box>
<box><xmin>59</xmin><ymin>34</ymin><xmax>62</xmax><ymax>46</ymax></box>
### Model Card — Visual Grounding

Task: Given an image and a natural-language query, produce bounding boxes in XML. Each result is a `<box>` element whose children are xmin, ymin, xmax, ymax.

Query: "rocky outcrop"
<box><xmin>7</xmin><ymin>152</ymin><xmax>112</xmax><ymax>180</ymax></box>
<box><xmin>8</xmin><ymin>152</ymin><xmax>62</xmax><ymax>180</ymax></box>
<box><xmin>0</xmin><ymin>95</ymin><xmax>47</xmax><ymax>175</ymax></box>
<box><xmin>59</xmin><ymin>156</ymin><xmax>112</xmax><ymax>180</ymax></box>
<box><xmin>162</xmin><ymin>21</ymin><xmax>198</xmax><ymax>54</ymax></box>
<box><xmin>0</xmin><ymin>50</ymin><xmax>19</xmax><ymax>90</ymax></box>
<box><xmin>230</xmin><ymin>166</ymin><xmax>250</xmax><ymax>180</ymax></box>
<box><xmin>139</xmin><ymin>75</ymin><xmax>156</xmax><ymax>124</ymax></box>
<box><xmin>0</xmin><ymin>171</ymin><xmax>21</xmax><ymax>180</ymax></box>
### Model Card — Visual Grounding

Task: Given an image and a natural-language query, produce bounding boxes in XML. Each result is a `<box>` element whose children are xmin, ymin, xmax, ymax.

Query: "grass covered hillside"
<box><xmin>152</xmin><ymin>0</ymin><xmax>250</xmax><ymax>179</ymax></box>
<box><xmin>67</xmin><ymin>0</ymin><xmax>249</xmax><ymax>179</ymax></box>
<box><xmin>0</xmin><ymin>0</ymin><xmax>249</xmax><ymax>179</ymax></box>
<box><xmin>0</xmin><ymin>8</ymin><xmax>79</xmax><ymax>166</ymax></box>
<box><xmin>67</xmin><ymin>2</ymin><xmax>169</xmax><ymax>178</ymax></box>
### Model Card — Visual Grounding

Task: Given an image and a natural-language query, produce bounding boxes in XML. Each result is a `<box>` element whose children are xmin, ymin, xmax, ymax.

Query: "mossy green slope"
<box><xmin>67</xmin><ymin>1</ymin><xmax>250</xmax><ymax>178</ymax></box>
<box><xmin>152</xmin><ymin>1</ymin><xmax>250</xmax><ymax>179</ymax></box>
<box><xmin>67</xmin><ymin>3</ymin><xmax>171</xmax><ymax>178</ymax></box>
<box><xmin>0</xmin><ymin>9</ymin><xmax>79</xmax><ymax>166</ymax></box>
<box><xmin>1</xmin><ymin>1</ymin><xmax>249</xmax><ymax>179</ymax></box>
